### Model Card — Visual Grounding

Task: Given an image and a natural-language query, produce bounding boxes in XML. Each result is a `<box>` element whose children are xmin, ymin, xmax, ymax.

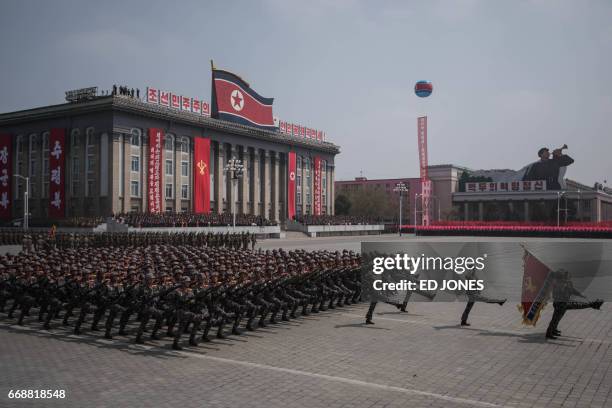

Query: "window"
<box><xmin>131</xmin><ymin>133</ymin><xmax>140</xmax><ymax>146</ymax></box>
<box><xmin>131</xmin><ymin>156</ymin><xmax>140</xmax><ymax>172</ymax></box>
<box><xmin>71</xmin><ymin>157</ymin><xmax>80</xmax><ymax>178</ymax></box>
<box><xmin>165</xmin><ymin>183</ymin><xmax>173</xmax><ymax>198</ymax></box>
<box><xmin>130</xmin><ymin>181</ymin><xmax>140</xmax><ymax>197</ymax></box>
<box><xmin>165</xmin><ymin>159</ymin><xmax>173</xmax><ymax>175</ymax></box>
<box><xmin>181</xmin><ymin>138</ymin><xmax>189</xmax><ymax>153</ymax></box>
<box><xmin>181</xmin><ymin>184</ymin><xmax>189</xmax><ymax>199</ymax></box>
<box><xmin>165</xmin><ymin>135</ymin><xmax>174</xmax><ymax>151</ymax></box>
<box><xmin>71</xmin><ymin>129</ymin><xmax>80</xmax><ymax>147</ymax></box>
<box><xmin>181</xmin><ymin>161</ymin><xmax>189</xmax><ymax>177</ymax></box>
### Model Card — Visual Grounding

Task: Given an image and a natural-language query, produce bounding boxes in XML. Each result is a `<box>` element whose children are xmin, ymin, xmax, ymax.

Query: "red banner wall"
<box><xmin>49</xmin><ymin>128</ymin><xmax>66</xmax><ymax>218</ymax></box>
<box><xmin>313</xmin><ymin>156</ymin><xmax>322</xmax><ymax>215</ymax></box>
<box><xmin>0</xmin><ymin>134</ymin><xmax>12</xmax><ymax>219</ymax></box>
<box><xmin>193</xmin><ymin>137</ymin><xmax>211</xmax><ymax>213</ymax></box>
<box><xmin>287</xmin><ymin>152</ymin><xmax>296</xmax><ymax>220</ymax></box>
<box><xmin>148</xmin><ymin>128</ymin><xmax>163</xmax><ymax>213</ymax></box>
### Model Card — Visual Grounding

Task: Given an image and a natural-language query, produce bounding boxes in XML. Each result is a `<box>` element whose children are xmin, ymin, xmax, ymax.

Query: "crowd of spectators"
<box><xmin>294</xmin><ymin>215</ymin><xmax>382</xmax><ymax>226</ymax></box>
<box><xmin>113</xmin><ymin>212</ymin><xmax>277</xmax><ymax>228</ymax></box>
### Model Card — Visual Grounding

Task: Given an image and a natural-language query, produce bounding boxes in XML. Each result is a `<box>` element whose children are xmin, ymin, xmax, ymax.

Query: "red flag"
<box><xmin>519</xmin><ymin>249</ymin><xmax>553</xmax><ymax>326</ymax></box>
<box><xmin>212</xmin><ymin>68</ymin><xmax>275</xmax><ymax>130</ymax></box>
<box><xmin>0</xmin><ymin>134</ymin><xmax>12</xmax><ymax>219</ymax></box>
<box><xmin>49</xmin><ymin>128</ymin><xmax>66</xmax><ymax>218</ymax></box>
<box><xmin>193</xmin><ymin>137</ymin><xmax>211</xmax><ymax>213</ymax></box>
<box><xmin>287</xmin><ymin>152</ymin><xmax>296</xmax><ymax>220</ymax></box>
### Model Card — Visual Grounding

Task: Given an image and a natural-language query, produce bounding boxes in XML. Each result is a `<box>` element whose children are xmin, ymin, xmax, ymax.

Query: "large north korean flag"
<box><xmin>211</xmin><ymin>68</ymin><xmax>276</xmax><ymax>130</ymax></box>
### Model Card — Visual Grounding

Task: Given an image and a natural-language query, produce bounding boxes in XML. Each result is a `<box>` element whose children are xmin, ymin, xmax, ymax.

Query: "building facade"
<box><xmin>0</xmin><ymin>93</ymin><xmax>339</xmax><ymax>221</ymax></box>
<box><xmin>336</xmin><ymin>164</ymin><xmax>612</xmax><ymax>224</ymax></box>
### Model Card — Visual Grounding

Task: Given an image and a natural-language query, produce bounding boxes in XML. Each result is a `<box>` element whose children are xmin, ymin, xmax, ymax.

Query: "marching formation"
<box><xmin>0</xmin><ymin>233</ymin><xmax>362</xmax><ymax>350</ymax></box>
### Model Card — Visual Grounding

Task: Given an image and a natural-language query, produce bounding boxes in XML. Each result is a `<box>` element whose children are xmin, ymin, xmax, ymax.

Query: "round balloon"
<box><xmin>414</xmin><ymin>80</ymin><xmax>433</xmax><ymax>97</ymax></box>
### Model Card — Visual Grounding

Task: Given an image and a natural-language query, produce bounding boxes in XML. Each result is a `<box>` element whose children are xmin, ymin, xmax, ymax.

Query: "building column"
<box><xmin>252</xmin><ymin>150</ymin><xmax>261</xmax><ymax>216</ymax></box>
<box><xmin>214</xmin><ymin>142</ymin><xmax>224</xmax><ymax>214</ymax></box>
<box><xmin>174</xmin><ymin>143</ymin><xmax>181</xmax><ymax>211</ymax></box>
<box><xmin>226</xmin><ymin>145</ymin><xmax>236</xmax><ymax>215</ymax></box>
<box><xmin>111</xmin><ymin>133</ymin><xmax>122</xmax><ymax>214</ymax></box>
<box><xmin>478</xmin><ymin>202</ymin><xmax>484</xmax><ymax>221</ymax></box>
<box><xmin>122</xmin><ymin>135</ymin><xmax>131</xmax><ymax>213</ymax></box>
<box><xmin>464</xmin><ymin>202</ymin><xmax>469</xmax><ymax>221</ymax></box>
<box><xmin>329</xmin><ymin>164</ymin><xmax>335</xmax><ymax>215</ymax></box>
<box><xmin>272</xmin><ymin>151</ymin><xmax>280</xmax><ymax>222</ymax></box>
<box><xmin>241</xmin><ymin>146</ymin><xmax>249</xmax><ymax>215</ymax></box>
<box><xmin>524</xmin><ymin>201</ymin><xmax>530</xmax><ymax>222</ymax></box>
<box><xmin>263</xmin><ymin>150</ymin><xmax>271</xmax><ymax>219</ymax></box>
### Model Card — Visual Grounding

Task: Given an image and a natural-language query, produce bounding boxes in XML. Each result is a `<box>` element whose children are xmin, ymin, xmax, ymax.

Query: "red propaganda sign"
<box><xmin>192</xmin><ymin>99</ymin><xmax>201</xmax><ymax>114</ymax></box>
<box><xmin>287</xmin><ymin>152</ymin><xmax>296</xmax><ymax>220</ymax></box>
<box><xmin>193</xmin><ymin>137</ymin><xmax>211</xmax><ymax>213</ymax></box>
<box><xmin>417</xmin><ymin>116</ymin><xmax>428</xmax><ymax>181</ymax></box>
<box><xmin>0</xmin><ymin>134</ymin><xmax>12</xmax><ymax>219</ymax></box>
<box><xmin>181</xmin><ymin>96</ymin><xmax>192</xmax><ymax>111</ymax></box>
<box><xmin>420</xmin><ymin>179</ymin><xmax>432</xmax><ymax>226</ymax></box>
<box><xmin>170</xmin><ymin>94</ymin><xmax>180</xmax><ymax>109</ymax></box>
<box><xmin>148</xmin><ymin>129</ymin><xmax>163</xmax><ymax>213</ymax></box>
<box><xmin>202</xmin><ymin>102</ymin><xmax>211</xmax><ymax>116</ymax></box>
<box><xmin>49</xmin><ymin>128</ymin><xmax>66</xmax><ymax>218</ymax></box>
<box><xmin>313</xmin><ymin>156</ymin><xmax>322</xmax><ymax>215</ymax></box>
<box><xmin>160</xmin><ymin>91</ymin><xmax>170</xmax><ymax>106</ymax></box>
<box><xmin>146</xmin><ymin>87</ymin><xmax>159</xmax><ymax>104</ymax></box>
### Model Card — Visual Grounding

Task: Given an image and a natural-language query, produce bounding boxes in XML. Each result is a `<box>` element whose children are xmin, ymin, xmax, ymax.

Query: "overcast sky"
<box><xmin>1</xmin><ymin>0</ymin><xmax>611</xmax><ymax>185</ymax></box>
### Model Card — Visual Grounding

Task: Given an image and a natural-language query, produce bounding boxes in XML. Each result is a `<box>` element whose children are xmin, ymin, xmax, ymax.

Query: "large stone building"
<box><xmin>0</xmin><ymin>91</ymin><xmax>339</xmax><ymax>221</ymax></box>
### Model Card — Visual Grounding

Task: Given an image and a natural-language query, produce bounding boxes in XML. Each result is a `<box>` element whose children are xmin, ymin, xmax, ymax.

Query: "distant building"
<box><xmin>336</xmin><ymin>164</ymin><xmax>612</xmax><ymax>224</ymax></box>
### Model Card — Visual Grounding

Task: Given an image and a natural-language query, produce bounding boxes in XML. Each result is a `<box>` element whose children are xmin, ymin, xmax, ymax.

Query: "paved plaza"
<box><xmin>2</xmin><ymin>295</ymin><xmax>611</xmax><ymax>407</ymax></box>
<box><xmin>1</xmin><ymin>235</ymin><xmax>611</xmax><ymax>408</ymax></box>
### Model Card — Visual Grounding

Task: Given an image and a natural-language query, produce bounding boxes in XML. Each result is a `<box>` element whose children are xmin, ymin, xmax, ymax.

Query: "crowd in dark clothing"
<box><xmin>114</xmin><ymin>212</ymin><xmax>277</xmax><ymax>228</ymax></box>
<box><xmin>295</xmin><ymin>215</ymin><xmax>381</xmax><ymax>226</ymax></box>
<box><xmin>0</xmin><ymin>232</ymin><xmax>361</xmax><ymax>349</ymax></box>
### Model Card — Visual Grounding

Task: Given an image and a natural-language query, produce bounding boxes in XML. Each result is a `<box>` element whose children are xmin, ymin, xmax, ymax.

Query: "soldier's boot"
<box><xmin>134</xmin><ymin>316</ymin><xmax>149</xmax><ymax>344</ymax></box>
<box><xmin>7</xmin><ymin>300</ymin><xmax>19</xmax><ymax>318</ymax></box>
<box><xmin>319</xmin><ymin>298</ymin><xmax>327</xmax><ymax>311</ymax></box>
<box><xmin>258</xmin><ymin>308</ymin><xmax>268</xmax><ymax>327</ymax></box>
<box><xmin>245</xmin><ymin>315</ymin><xmax>256</xmax><ymax>331</ymax></box>
<box><xmin>172</xmin><ymin>320</ymin><xmax>186</xmax><ymax>350</ymax></box>
<box><xmin>0</xmin><ymin>297</ymin><xmax>7</xmax><ymax>313</ymax></box>
<box><xmin>281</xmin><ymin>309</ymin><xmax>290</xmax><ymax>321</ymax></box>
<box><xmin>231</xmin><ymin>313</ymin><xmax>242</xmax><ymax>335</ymax></box>
<box><xmin>91</xmin><ymin>309</ymin><xmax>104</xmax><ymax>331</ymax></box>
<box><xmin>328</xmin><ymin>296</ymin><xmax>336</xmax><ymax>309</ymax></box>
<box><xmin>62</xmin><ymin>307</ymin><xmax>73</xmax><ymax>325</ymax></box>
<box><xmin>216</xmin><ymin>318</ymin><xmax>226</xmax><ymax>339</ymax></box>
<box><xmin>18</xmin><ymin>305</ymin><xmax>31</xmax><ymax>325</ymax></box>
<box><xmin>290</xmin><ymin>302</ymin><xmax>299</xmax><ymax>319</ymax></box>
<box><xmin>104</xmin><ymin>309</ymin><xmax>119</xmax><ymax>339</ymax></box>
<box><xmin>117</xmin><ymin>311</ymin><xmax>131</xmax><ymax>336</ymax></box>
<box><xmin>591</xmin><ymin>299</ymin><xmax>604</xmax><ymax>310</ymax></box>
<box><xmin>43</xmin><ymin>309</ymin><xmax>55</xmax><ymax>330</ymax></box>
<box><xmin>398</xmin><ymin>302</ymin><xmax>408</xmax><ymax>312</ymax></box>
<box><xmin>301</xmin><ymin>303</ymin><xmax>310</xmax><ymax>316</ymax></box>
<box><xmin>74</xmin><ymin>310</ymin><xmax>88</xmax><ymax>334</ymax></box>
<box><xmin>166</xmin><ymin>317</ymin><xmax>177</xmax><ymax>337</ymax></box>
<box><xmin>150</xmin><ymin>315</ymin><xmax>164</xmax><ymax>340</ymax></box>
<box><xmin>189</xmin><ymin>319</ymin><xmax>201</xmax><ymax>346</ymax></box>
<box><xmin>201</xmin><ymin>319</ymin><xmax>213</xmax><ymax>342</ymax></box>
<box><xmin>269</xmin><ymin>309</ymin><xmax>278</xmax><ymax>324</ymax></box>
<box><xmin>38</xmin><ymin>303</ymin><xmax>48</xmax><ymax>321</ymax></box>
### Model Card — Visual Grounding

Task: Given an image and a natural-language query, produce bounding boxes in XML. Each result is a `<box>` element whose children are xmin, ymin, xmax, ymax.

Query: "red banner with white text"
<box><xmin>193</xmin><ymin>137</ymin><xmax>211</xmax><ymax>213</ymax></box>
<box><xmin>287</xmin><ymin>152</ymin><xmax>296</xmax><ymax>220</ymax></box>
<box><xmin>49</xmin><ymin>128</ymin><xmax>66</xmax><ymax>218</ymax></box>
<box><xmin>417</xmin><ymin>116</ymin><xmax>428</xmax><ymax>181</ymax></box>
<box><xmin>313</xmin><ymin>156</ymin><xmax>322</xmax><ymax>215</ymax></box>
<box><xmin>148</xmin><ymin>128</ymin><xmax>163</xmax><ymax>213</ymax></box>
<box><xmin>0</xmin><ymin>134</ymin><xmax>12</xmax><ymax>219</ymax></box>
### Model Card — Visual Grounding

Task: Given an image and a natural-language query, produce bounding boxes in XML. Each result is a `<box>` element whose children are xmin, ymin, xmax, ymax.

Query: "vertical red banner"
<box><xmin>313</xmin><ymin>156</ymin><xmax>322</xmax><ymax>215</ymax></box>
<box><xmin>417</xmin><ymin>116</ymin><xmax>428</xmax><ymax>180</ymax></box>
<box><xmin>49</xmin><ymin>128</ymin><xmax>66</xmax><ymax>218</ymax></box>
<box><xmin>193</xmin><ymin>137</ymin><xmax>211</xmax><ymax>213</ymax></box>
<box><xmin>148</xmin><ymin>128</ymin><xmax>163</xmax><ymax>213</ymax></box>
<box><xmin>417</xmin><ymin>116</ymin><xmax>431</xmax><ymax>225</ymax></box>
<box><xmin>287</xmin><ymin>152</ymin><xmax>296</xmax><ymax>220</ymax></box>
<box><xmin>0</xmin><ymin>134</ymin><xmax>12</xmax><ymax>219</ymax></box>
